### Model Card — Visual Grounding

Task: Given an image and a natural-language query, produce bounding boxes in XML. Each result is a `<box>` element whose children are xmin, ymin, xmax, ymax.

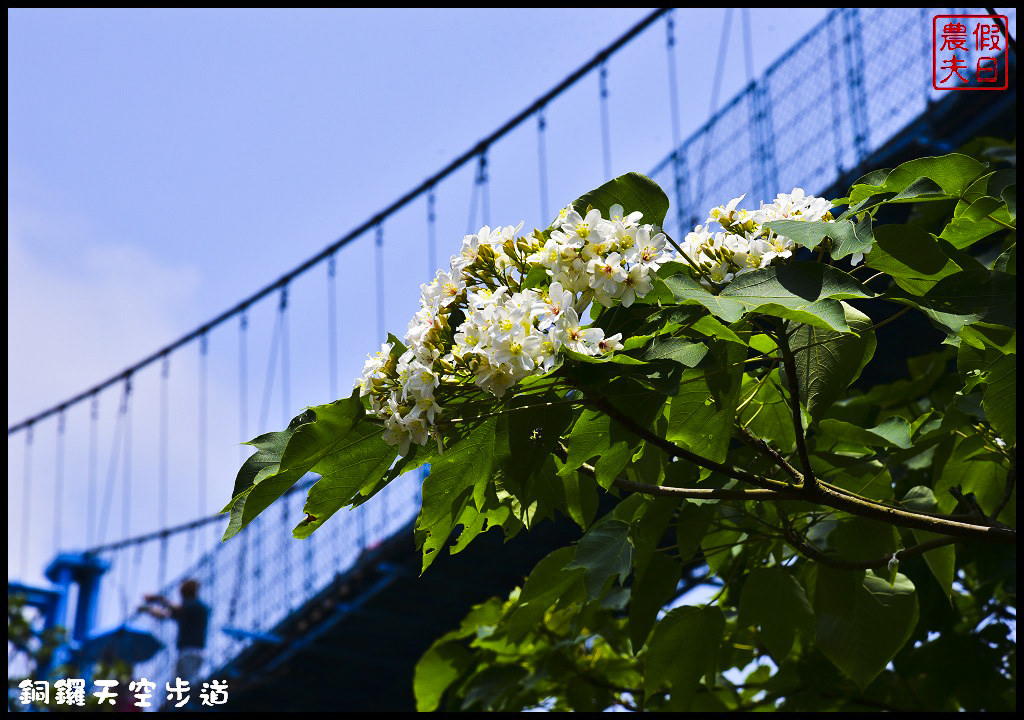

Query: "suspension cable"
<box><xmin>54</xmin><ymin>410</ymin><xmax>66</xmax><ymax>553</ymax></box>
<box><xmin>375</xmin><ymin>224</ymin><xmax>386</xmax><ymax>343</ymax></box>
<box><xmin>279</xmin><ymin>287</ymin><xmax>290</xmax><ymax>427</ymax></box>
<box><xmin>665</xmin><ymin>10</ymin><xmax>686</xmax><ymax>235</ymax></box>
<box><xmin>239</xmin><ymin>311</ymin><xmax>249</xmax><ymax>454</ymax></box>
<box><xmin>20</xmin><ymin>424</ymin><xmax>33</xmax><ymax>578</ymax></box>
<box><xmin>696</xmin><ymin>8</ymin><xmax>735</xmax><ymax>207</ymax></box>
<box><xmin>199</xmin><ymin>333</ymin><xmax>209</xmax><ymax>527</ymax></box>
<box><xmin>327</xmin><ymin>255</ymin><xmax>339</xmax><ymax>400</ymax></box>
<box><xmin>427</xmin><ymin>188</ymin><xmax>437</xmax><ymax>279</ymax></box>
<box><xmin>536</xmin><ymin>108</ymin><xmax>550</xmax><ymax>225</ymax></box>
<box><xmin>258</xmin><ymin>306</ymin><xmax>282</xmax><ymax>434</ymax></box>
<box><xmin>96</xmin><ymin>379</ymin><xmax>129</xmax><ymax>547</ymax></box>
<box><xmin>88</xmin><ymin>394</ymin><xmax>99</xmax><ymax>547</ymax></box>
<box><xmin>599</xmin><ymin>62</ymin><xmax>612</xmax><ymax>179</ymax></box>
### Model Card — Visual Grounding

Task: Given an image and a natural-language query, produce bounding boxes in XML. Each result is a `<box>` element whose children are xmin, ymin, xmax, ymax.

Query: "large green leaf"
<box><xmin>566</xmin><ymin>519</ymin><xmax>634</xmax><ymax>598</ymax></box>
<box><xmin>629</xmin><ymin>551</ymin><xmax>681</xmax><ymax>650</ymax></box>
<box><xmin>738</xmin><ymin>567</ymin><xmax>815</xmax><ymax>661</ymax></box>
<box><xmin>940</xmin><ymin>195</ymin><xmax>1007</xmax><ymax>249</ymax></box>
<box><xmin>815</xmin><ymin>571</ymin><xmax>920</xmax><ymax>691</ymax></box>
<box><xmin>901</xmin><ymin>486</ymin><xmax>956</xmax><ymax>600</ymax></box>
<box><xmin>645</xmin><ymin>605</ymin><xmax>725</xmax><ymax>710</ymax></box>
<box><xmin>666</xmin><ymin>339</ymin><xmax>746</xmax><ymax>463</ymax></box>
<box><xmin>762</xmin><ymin>217</ymin><xmax>873</xmax><ymax>261</ymax></box>
<box><xmin>223</xmin><ymin>397</ymin><xmax>369</xmax><ymax>541</ymax></box>
<box><xmin>414</xmin><ymin>637</ymin><xmax>473</xmax><ymax>711</ymax></box>
<box><xmin>294</xmin><ymin>421</ymin><xmax>398</xmax><ymax>538</ymax></box>
<box><xmin>561</xmin><ymin>379</ymin><xmax>665</xmax><ymax>488</ymax></box>
<box><xmin>709</xmin><ymin>264</ymin><xmax>872</xmax><ymax>331</ymax></box>
<box><xmin>933</xmin><ymin>433</ymin><xmax>1009</xmax><ymax>516</ymax></box>
<box><xmin>507</xmin><ymin>547</ymin><xmax>585</xmax><ymax>642</ymax></box>
<box><xmin>568</xmin><ymin>172</ymin><xmax>670</xmax><ymax>228</ymax></box>
<box><xmin>416</xmin><ymin>416</ymin><xmax>500</xmax><ymax>572</ymax></box>
<box><xmin>864</xmin><ymin>224</ymin><xmax>962</xmax><ymax>296</ymax></box>
<box><xmin>790</xmin><ymin>302</ymin><xmax>876</xmax><ymax>422</ymax></box>
<box><xmin>982</xmin><ymin>354</ymin><xmax>1016</xmax><ymax>444</ymax></box>
<box><xmin>847</xmin><ymin>154</ymin><xmax>988</xmax><ymax>206</ymax></box>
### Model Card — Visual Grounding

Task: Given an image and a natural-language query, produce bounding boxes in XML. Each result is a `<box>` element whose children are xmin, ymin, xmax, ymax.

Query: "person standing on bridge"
<box><xmin>139</xmin><ymin>579</ymin><xmax>210</xmax><ymax>686</ymax></box>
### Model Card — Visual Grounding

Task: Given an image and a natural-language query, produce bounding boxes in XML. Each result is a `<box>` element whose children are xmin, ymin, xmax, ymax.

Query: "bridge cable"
<box><xmin>159</xmin><ymin>354</ymin><xmax>170</xmax><ymax>588</ymax></box>
<box><xmin>467</xmin><ymin>151</ymin><xmax>490</xmax><ymax>233</ymax></box>
<box><xmin>741</xmin><ymin>8</ymin><xmax>755</xmax><ymax>86</ymax></box>
<box><xmin>199</xmin><ymin>334</ymin><xmax>209</xmax><ymax>531</ymax></box>
<box><xmin>119</xmin><ymin>374</ymin><xmax>134</xmax><ymax>598</ymax></box>
<box><xmin>279</xmin><ymin>286</ymin><xmax>293</xmax><ymax>610</ymax></box>
<box><xmin>427</xmin><ymin>188</ymin><xmax>438</xmax><ymax>279</ymax></box>
<box><xmin>665</xmin><ymin>10</ymin><xmax>686</xmax><ymax>235</ymax></box>
<box><xmin>88</xmin><ymin>394</ymin><xmax>99</xmax><ymax>547</ymax></box>
<box><xmin>327</xmin><ymin>255</ymin><xmax>339</xmax><ymax>400</ymax></box>
<box><xmin>375</xmin><ymin>225</ymin><xmax>386</xmax><ymax>343</ymax></box>
<box><xmin>20</xmin><ymin>424</ymin><xmax>33</xmax><ymax>579</ymax></box>
<box><xmin>96</xmin><ymin>379</ymin><xmax>129</xmax><ymax>547</ymax></box>
<box><xmin>599</xmin><ymin>62</ymin><xmax>612</xmax><ymax>180</ymax></box>
<box><xmin>54</xmin><ymin>409</ymin><xmax>66</xmax><ymax>554</ymax></box>
<box><xmin>696</xmin><ymin>8</ymin><xmax>735</xmax><ymax>210</ymax></box>
<box><xmin>537</xmin><ymin>108</ymin><xmax>550</xmax><ymax>225</ymax></box>
<box><xmin>279</xmin><ymin>288</ymin><xmax>290</xmax><ymax>428</ymax></box>
<box><xmin>229</xmin><ymin>311</ymin><xmax>251</xmax><ymax>631</ymax></box>
<box><xmin>258</xmin><ymin>305</ymin><xmax>282</xmax><ymax>434</ymax></box>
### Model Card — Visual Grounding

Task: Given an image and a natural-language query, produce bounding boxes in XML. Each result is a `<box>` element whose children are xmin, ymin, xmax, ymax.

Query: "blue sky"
<box><xmin>8</xmin><ymin>8</ymin><xmax>833</xmax><ymax>607</ymax></box>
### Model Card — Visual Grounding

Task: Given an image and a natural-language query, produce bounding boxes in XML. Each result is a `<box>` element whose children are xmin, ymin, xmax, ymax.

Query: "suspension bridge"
<box><xmin>8</xmin><ymin>7</ymin><xmax>1016</xmax><ymax>711</ymax></box>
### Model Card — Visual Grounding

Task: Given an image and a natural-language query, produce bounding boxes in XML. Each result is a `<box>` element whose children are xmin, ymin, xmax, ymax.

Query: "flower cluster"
<box><xmin>356</xmin><ymin>188</ymin><xmax>835</xmax><ymax>455</ymax></box>
<box><xmin>357</xmin><ymin>204</ymin><xmax>674</xmax><ymax>454</ymax></box>
<box><xmin>679</xmin><ymin>188</ymin><xmax>835</xmax><ymax>285</ymax></box>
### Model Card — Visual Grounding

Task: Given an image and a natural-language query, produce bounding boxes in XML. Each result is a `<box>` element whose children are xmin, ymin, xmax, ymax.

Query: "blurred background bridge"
<box><xmin>8</xmin><ymin>7</ymin><xmax>1016</xmax><ymax>711</ymax></box>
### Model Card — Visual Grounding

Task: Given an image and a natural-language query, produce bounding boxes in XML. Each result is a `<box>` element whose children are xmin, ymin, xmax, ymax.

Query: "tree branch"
<box><xmin>584</xmin><ymin>393</ymin><xmax>1016</xmax><ymax>545</ymax></box>
<box><xmin>774</xmin><ymin>324</ymin><xmax>818</xmax><ymax>494</ymax></box>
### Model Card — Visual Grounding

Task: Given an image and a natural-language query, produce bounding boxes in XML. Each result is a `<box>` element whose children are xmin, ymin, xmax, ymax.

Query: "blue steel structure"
<box><xmin>8</xmin><ymin>7</ymin><xmax>1016</xmax><ymax>712</ymax></box>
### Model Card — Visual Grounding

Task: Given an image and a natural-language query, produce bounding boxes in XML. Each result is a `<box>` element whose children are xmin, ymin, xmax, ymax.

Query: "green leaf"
<box><xmin>645</xmin><ymin>605</ymin><xmax>725</xmax><ymax>710</ymax></box>
<box><xmin>666</xmin><ymin>264</ymin><xmax>873</xmax><ymax>331</ymax></box>
<box><xmin>416</xmin><ymin>417</ymin><xmax>499</xmax><ymax>572</ymax></box>
<box><xmin>507</xmin><ymin>547</ymin><xmax>585</xmax><ymax>642</ymax></box>
<box><xmin>638</xmin><ymin>336</ymin><xmax>709</xmax><ymax>367</ymax></box>
<box><xmin>414</xmin><ymin>638</ymin><xmax>473</xmax><ymax>711</ymax></box>
<box><xmin>562</xmin><ymin>379</ymin><xmax>665</xmax><ymax>488</ymax></box>
<box><xmin>567</xmin><ymin>519</ymin><xmax>634</xmax><ymax>598</ymax></box>
<box><xmin>940</xmin><ymin>195</ymin><xmax>1006</xmax><ymax>249</ymax></box>
<box><xmin>815</xmin><ymin>571</ymin><xmax>919</xmax><ymax>691</ymax></box>
<box><xmin>568</xmin><ymin>172</ymin><xmax>670</xmax><ymax>228</ymax></box>
<box><xmin>666</xmin><ymin>339</ymin><xmax>746</xmax><ymax>463</ymax></box>
<box><xmin>895</xmin><ymin>269</ymin><xmax>1016</xmax><ymax>336</ymax></box>
<box><xmin>675</xmin><ymin>502</ymin><xmax>714</xmax><ymax>562</ymax></box>
<box><xmin>848</xmin><ymin>154</ymin><xmax>988</xmax><ymax>205</ymax></box>
<box><xmin>294</xmin><ymin>422</ymin><xmax>398</xmax><ymax>538</ymax></box>
<box><xmin>223</xmin><ymin>396</ymin><xmax>372</xmax><ymax>541</ymax></box>
<box><xmin>933</xmin><ymin>433</ymin><xmax>1010</xmax><ymax>515</ymax></box>
<box><xmin>738</xmin><ymin>567</ymin><xmax>815</xmax><ymax>661</ymax></box>
<box><xmin>629</xmin><ymin>552</ymin><xmax>681</xmax><ymax>650</ymax></box>
<box><xmin>831</xmin><ymin>517</ymin><xmax>899</xmax><ymax>565</ymax></box>
<box><xmin>717</xmin><ymin>264</ymin><xmax>873</xmax><ymax>330</ymax></box>
<box><xmin>791</xmin><ymin>302</ymin><xmax>876</xmax><ymax>422</ymax></box>
<box><xmin>982</xmin><ymin>354</ymin><xmax>1016</xmax><ymax>444</ymax></box>
<box><xmin>817</xmin><ymin>417</ymin><xmax>913</xmax><ymax>450</ymax></box>
<box><xmin>1001</xmin><ymin>183</ymin><xmax>1015</xmax><ymax>221</ymax></box>
<box><xmin>901</xmin><ymin>486</ymin><xmax>955</xmax><ymax>600</ymax></box>
<box><xmin>864</xmin><ymin>224</ymin><xmax>962</xmax><ymax>296</ymax></box>
<box><xmin>762</xmin><ymin>217</ymin><xmax>873</xmax><ymax>261</ymax></box>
